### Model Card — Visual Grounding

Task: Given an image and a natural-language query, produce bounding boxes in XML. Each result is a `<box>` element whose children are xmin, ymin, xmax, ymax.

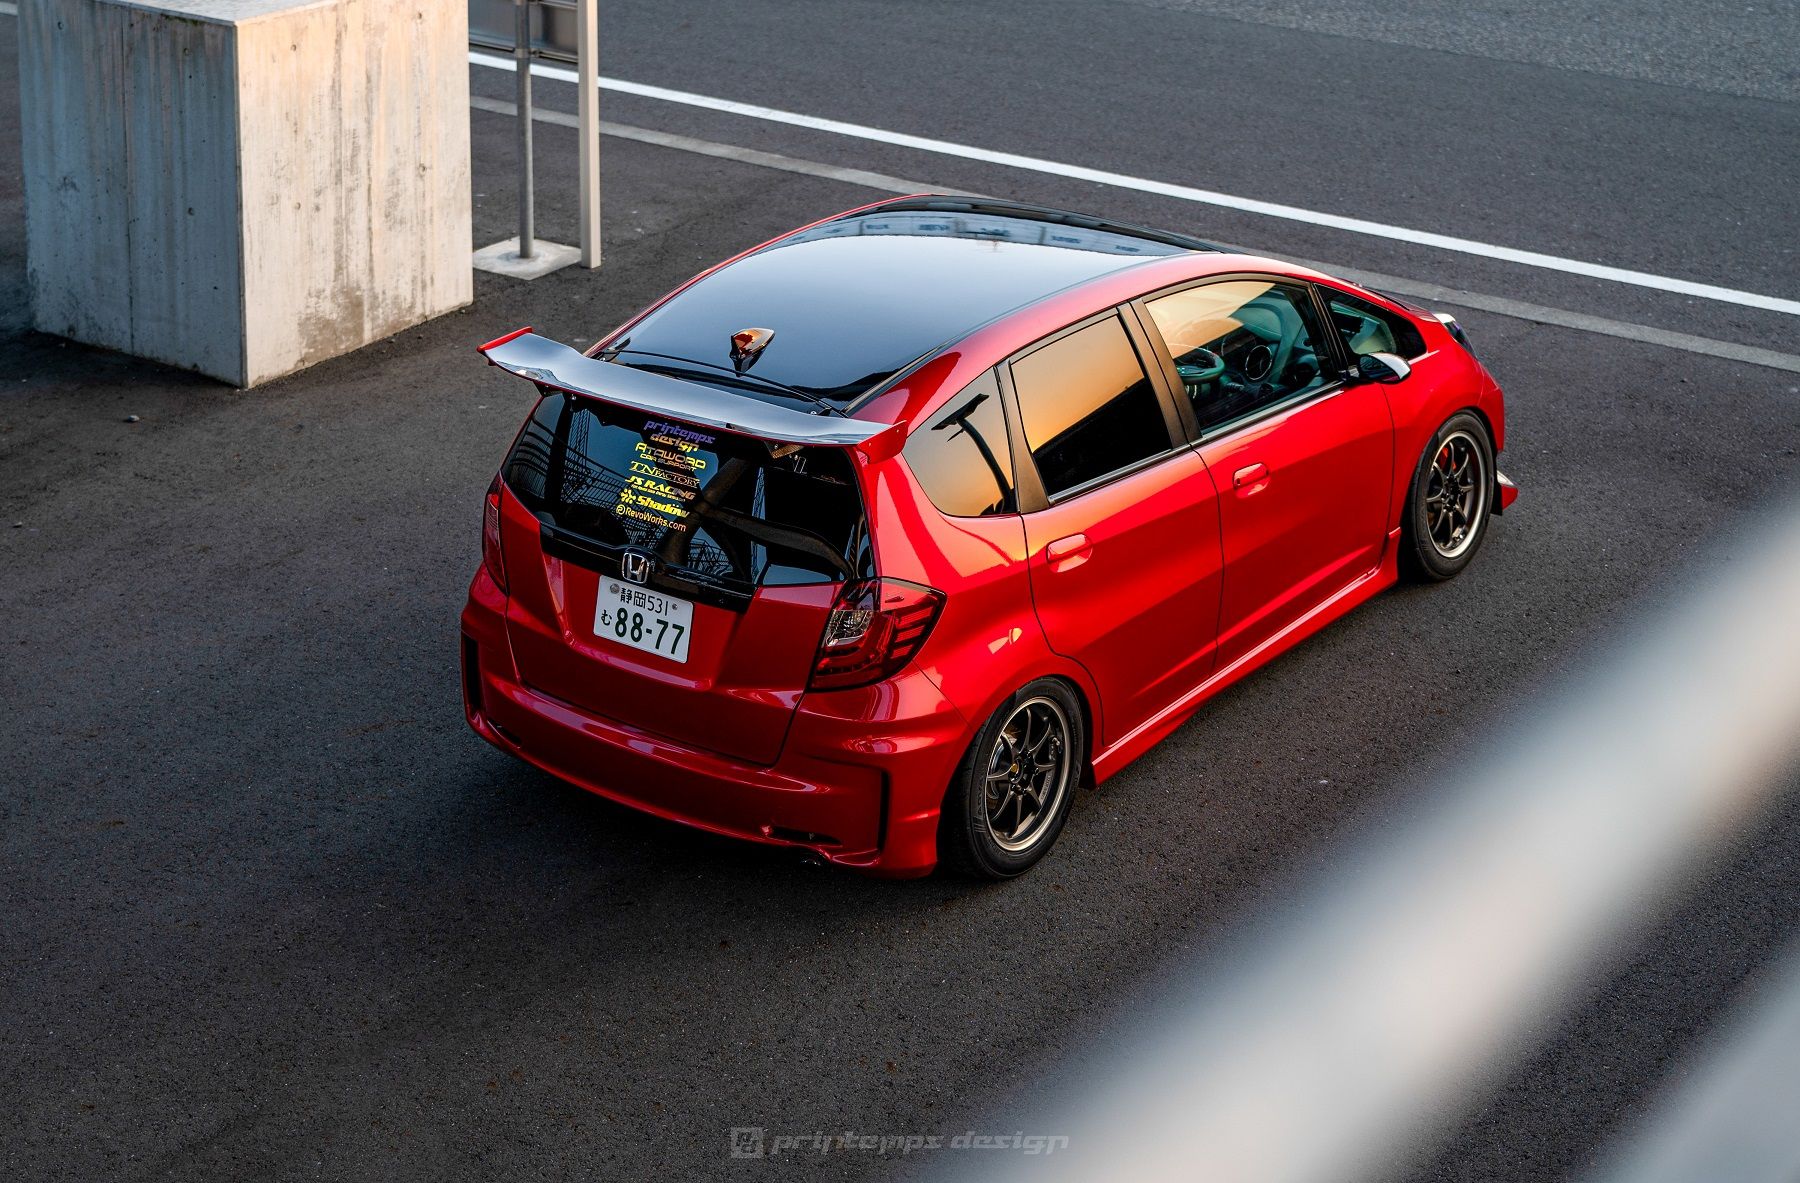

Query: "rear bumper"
<box><xmin>459</xmin><ymin>571</ymin><xmax>969</xmax><ymax>877</ymax></box>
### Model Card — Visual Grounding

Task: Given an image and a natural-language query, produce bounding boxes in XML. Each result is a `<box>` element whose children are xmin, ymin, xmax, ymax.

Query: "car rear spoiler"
<box><xmin>477</xmin><ymin>329</ymin><xmax>905</xmax><ymax>459</ymax></box>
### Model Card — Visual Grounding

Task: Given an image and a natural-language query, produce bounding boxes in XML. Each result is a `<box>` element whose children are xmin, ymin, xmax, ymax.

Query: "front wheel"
<box><xmin>1401</xmin><ymin>412</ymin><xmax>1495</xmax><ymax>581</ymax></box>
<box><xmin>939</xmin><ymin>679</ymin><xmax>1085</xmax><ymax>879</ymax></box>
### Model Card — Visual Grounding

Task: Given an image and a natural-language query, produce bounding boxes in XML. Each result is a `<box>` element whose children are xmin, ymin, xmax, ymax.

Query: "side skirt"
<box><xmin>1091</xmin><ymin>528</ymin><xmax>1403</xmax><ymax>782</ymax></box>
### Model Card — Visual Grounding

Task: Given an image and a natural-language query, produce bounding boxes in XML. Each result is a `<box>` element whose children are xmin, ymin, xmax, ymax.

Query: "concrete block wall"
<box><xmin>19</xmin><ymin>0</ymin><xmax>473</xmax><ymax>387</ymax></box>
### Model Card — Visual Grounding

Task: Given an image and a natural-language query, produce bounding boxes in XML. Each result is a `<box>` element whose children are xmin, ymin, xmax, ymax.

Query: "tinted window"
<box><xmin>1326</xmin><ymin>290</ymin><xmax>1427</xmax><ymax>359</ymax></box>
<box><xmin>903</xmin><ymin>371</ymin><xmax>1016</xmax><ymax>517</ymax></box>
<box><xmin>503</xmin><ymin>396</ymin><xmax>867</xmax><ymax>589</ymax></box>
<box><xmin>1011</xmin><ymin>315</ymin><xmax>1171</xmax><ymax>498</ymax></box>
<box><xmin>1145</xmin><ymin>280</ymin><xmax>1331</xmax><ymax>433</ymax></box>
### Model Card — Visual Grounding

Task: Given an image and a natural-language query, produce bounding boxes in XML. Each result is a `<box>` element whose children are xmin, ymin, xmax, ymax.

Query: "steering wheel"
<box><xmin>1175</xmin><ymin>348</ymin><xmax>1226</xmax><ymax>387</ymax></box>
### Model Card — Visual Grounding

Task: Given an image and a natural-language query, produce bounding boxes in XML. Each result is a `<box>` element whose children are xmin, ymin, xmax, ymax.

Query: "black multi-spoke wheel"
<box><xmin>981</xmin><ymin>697</ymin><xmax>1072</xmax><ymax>853</ymax></box>
<box><xmin>1403</xmin><ymin>412</ymin><xmax>1496</xmax><ymax>581</ymax></box>
<box><xmin>941</xmin><ymin>679</ymin><xmax>1085</xmax><ymax>878</ymax></box>
<box><xmin>1424</xmin><ymin>430</ymin><xmax>1488</xmax><ymax>558</ymax></box>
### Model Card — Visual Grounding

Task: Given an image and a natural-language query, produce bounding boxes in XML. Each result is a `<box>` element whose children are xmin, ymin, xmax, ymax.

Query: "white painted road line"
<box><xmin>469</xmin><ymin>94</ymin><xmax>983</xmax><ymax>200</ymax></box>
<box><xmin>469</xmin><ymin>51</ymin><xmax>1800</xmax><ymax>320</ymax></box>
<box><xmin>473</xmin><ymin>95</ymin><xmax>1800</xmax><ymax>376</ymax></box>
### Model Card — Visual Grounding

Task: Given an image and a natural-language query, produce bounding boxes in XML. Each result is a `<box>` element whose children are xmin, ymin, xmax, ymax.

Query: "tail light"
<box><xmin>482</xmin><ymin>476</ymin><xmax>508</xmax><ymax>592</ymax></box>
<box><xmin>809</xmin><ymin>578</ymin><xmax>944</xmax><ymax>691</ymax></box>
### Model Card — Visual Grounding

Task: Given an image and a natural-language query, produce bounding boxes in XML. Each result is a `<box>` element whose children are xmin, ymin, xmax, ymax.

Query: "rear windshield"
<box><xmin>503</xmin><ymin>394</ymin><xmax>872</xmax><ymax>592</ymax></box>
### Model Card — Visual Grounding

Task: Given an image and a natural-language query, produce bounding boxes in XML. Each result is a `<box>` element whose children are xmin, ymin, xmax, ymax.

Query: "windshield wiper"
<box><xmin>597</xmin><ymin>346</ymin><xmax>849</xmax><ymax>418</ymax></box>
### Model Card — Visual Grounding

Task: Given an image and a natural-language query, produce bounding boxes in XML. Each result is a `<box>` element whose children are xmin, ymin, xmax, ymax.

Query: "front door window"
<box><xmin>1143</xmin><ymin>280</ymin><xmax>1332</xmax><ymax>433</ymax></box>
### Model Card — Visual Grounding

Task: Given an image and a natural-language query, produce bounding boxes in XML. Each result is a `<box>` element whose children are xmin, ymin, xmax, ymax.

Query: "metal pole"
<box><xmin>513</xmin><ymin>0</ymin><xmax>534</xmax><ymax>260</ymax></box>
<box><xmin>576</xmin><ymin>0</ymin><xmax>601</xmax><ymax>268</ymax></box>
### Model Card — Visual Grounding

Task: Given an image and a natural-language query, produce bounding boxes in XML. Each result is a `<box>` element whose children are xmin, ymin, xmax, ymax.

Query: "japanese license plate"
<box><xmin>595</xmin><ymin>579</ymin><xmax>693</xmax><ymax>663</ymax></box>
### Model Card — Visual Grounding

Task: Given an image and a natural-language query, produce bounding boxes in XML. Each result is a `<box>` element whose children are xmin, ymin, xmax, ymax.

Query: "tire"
<box><xmin>939</xmin><ymin>678</ymin><xmax>1085</xmax><ymax>879</ymax></box>
<box><xmin>1401</xmin><ymin>411</ymin><xmax>1496</xmax><ymax>582</ymax></box>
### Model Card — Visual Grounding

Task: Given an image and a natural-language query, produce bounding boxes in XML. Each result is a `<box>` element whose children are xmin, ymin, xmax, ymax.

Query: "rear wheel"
<box><xmin>939</xmin><ymin>679</ymin><xmax>1085</xmax><ymax>879</ymax></box>
<box><xmin>1401</xmin><ymin>412</ymin><xmax>1495</xmax><ymax>582</ymax></box>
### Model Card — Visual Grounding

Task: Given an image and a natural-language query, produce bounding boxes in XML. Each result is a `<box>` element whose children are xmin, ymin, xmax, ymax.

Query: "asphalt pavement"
<box><xmin>3</xmin><ymin>3</ymin><xmax>1799</xmax><ymax>1181</ymax></box>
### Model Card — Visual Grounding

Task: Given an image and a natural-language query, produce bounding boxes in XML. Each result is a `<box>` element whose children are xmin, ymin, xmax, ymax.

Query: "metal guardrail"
<box><xmin>470</xmin><ymin>0</ymin><xmax>583</xmax><ymax>63</ymax></box>
<box><xmin>944</xmin><ymin>494</ymin><xmax>1800</xmax><ymax>1183</ymax></box>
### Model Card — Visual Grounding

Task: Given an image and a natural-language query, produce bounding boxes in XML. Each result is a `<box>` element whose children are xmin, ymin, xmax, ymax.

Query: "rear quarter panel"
<box><xmin>859</xmin><ymin>453</ymin><xmax>1106</xmax><ymax>761</ymax></box>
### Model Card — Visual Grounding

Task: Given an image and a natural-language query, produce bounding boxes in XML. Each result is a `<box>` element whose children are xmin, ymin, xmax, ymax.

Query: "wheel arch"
<box><xmin>1462</xmin><ymin>403</ymin><xmax>1499</xmax><ymax>453</ymax></box>
<box><xmin>938</xmin><ymin>664</ymin><xmax>1102</xmax><ymax>810</ymax></box>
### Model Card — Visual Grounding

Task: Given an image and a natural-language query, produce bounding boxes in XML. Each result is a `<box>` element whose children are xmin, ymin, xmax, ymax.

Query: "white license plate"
<box><xmin>595</xmin><ymin>579</ymin><xmax>694</xmax><ymax>663</ymax></box>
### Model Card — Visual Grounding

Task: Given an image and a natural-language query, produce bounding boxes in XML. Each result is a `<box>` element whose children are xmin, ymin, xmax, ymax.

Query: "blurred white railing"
<box><xmin>952</xmin><ymin>495</ymin><xmax>1800</xmax><ymax>1183</ymax></box>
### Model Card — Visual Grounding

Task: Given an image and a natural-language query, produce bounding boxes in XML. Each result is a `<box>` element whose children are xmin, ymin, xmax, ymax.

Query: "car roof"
<box><xmin>604</xmin><ymin>197</ymin><xmax>1218</xmax><ymax>408</ymax></box>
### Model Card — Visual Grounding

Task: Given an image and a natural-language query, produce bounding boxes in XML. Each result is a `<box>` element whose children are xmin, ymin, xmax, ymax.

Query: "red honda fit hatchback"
<box><xmin>460</xmin><ymin>196</ymin><xmax>1515</xmax><ymax>879</ymax></box>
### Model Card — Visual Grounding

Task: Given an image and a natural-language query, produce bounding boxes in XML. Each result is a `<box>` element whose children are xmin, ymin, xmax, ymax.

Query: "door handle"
<box><xmin>1233</xmin><ymin>462</ymin><xmax>1271</xmax><ymax>496</ymax></box>
<box><xmin>1044</xmin><ymin>533</ymin><xmax>1092</xmax><ymax>572</ymax></box>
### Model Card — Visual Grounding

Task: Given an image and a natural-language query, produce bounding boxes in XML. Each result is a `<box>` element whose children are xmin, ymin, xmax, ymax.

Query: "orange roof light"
<box><xmin>729</xmin><ymin>326</ymin><xmax>775</xmax><ymax>371</ymax></box>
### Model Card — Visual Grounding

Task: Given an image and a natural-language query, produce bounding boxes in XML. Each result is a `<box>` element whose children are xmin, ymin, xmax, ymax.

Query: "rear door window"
<box><xmin>902</xmin><ymin>370</ymin><xmax>1016</xmax><ymax>517</ymax></box>
<box><xmin>503</xmin><ymin>395</ymin><xmax>869</xmax><ymax>591</ymax></box>
<box><xmin>1009</xmin><ymin>314</ymin><xmax>1173</xmax><ymax>498</ymax></box>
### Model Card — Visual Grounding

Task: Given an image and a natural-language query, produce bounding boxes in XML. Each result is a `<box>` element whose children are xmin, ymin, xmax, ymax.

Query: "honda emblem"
<box><xmin>619</xmin><ymin>550</ymin><xmax>652</xmax><ymax>585</ymax></box>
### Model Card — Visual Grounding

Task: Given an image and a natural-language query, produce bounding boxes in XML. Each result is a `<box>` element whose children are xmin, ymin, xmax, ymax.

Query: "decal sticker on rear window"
<box><xmin>502</xmin><ymin>396</ymin><xmax>871</xmax><ymax>590</ymax></box>
<box><xmin>618</xmin><ymin>420</ymin><xmax>715</xmax><ymax>529</ymax></box>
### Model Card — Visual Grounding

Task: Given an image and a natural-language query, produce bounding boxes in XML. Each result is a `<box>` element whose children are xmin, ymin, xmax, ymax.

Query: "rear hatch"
<box><xmin>483</xmin><ymin>333</ymin><xmax>886</xmax><ymax>765</ymax></box>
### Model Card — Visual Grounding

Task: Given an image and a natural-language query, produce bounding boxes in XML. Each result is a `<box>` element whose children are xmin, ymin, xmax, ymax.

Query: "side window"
<box><xmin>1325</xmin><ymin>289</ymin><xmax>1427</xmax><ymax>360</ymax></box>
<box><xmin>1010</xmin><ymin>314</ymin><xmax>1173</xmax><ymax>499</ymax></box>
<box><xmin>903</xmin><ymin>370</ymin><xmax>1016</xmax><ymax>517</ymax></box>
<box><xmin>1144</xmin><ymin>279</ymin><xmax>1331</xmax><ymax>434</ymax></box>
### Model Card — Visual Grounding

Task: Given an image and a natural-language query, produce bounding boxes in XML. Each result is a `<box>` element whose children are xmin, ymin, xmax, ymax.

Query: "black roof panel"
<box><xmin>610</xmin><ymin>200</ymin><xmax>1206</xmax><ymax>403</ymax></box>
